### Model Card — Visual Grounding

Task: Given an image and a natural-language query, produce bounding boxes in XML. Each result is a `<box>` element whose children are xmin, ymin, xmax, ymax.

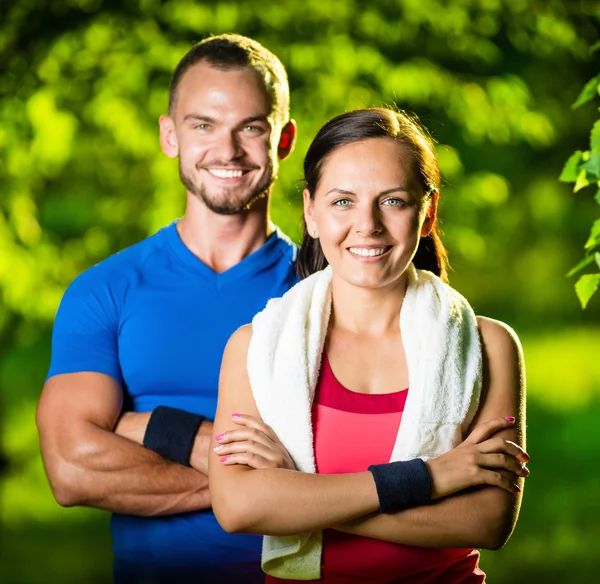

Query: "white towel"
<box><xmin>247</xmin><ymin>264</ymin><xmax>482</xmax><ymax>580</ymax></box>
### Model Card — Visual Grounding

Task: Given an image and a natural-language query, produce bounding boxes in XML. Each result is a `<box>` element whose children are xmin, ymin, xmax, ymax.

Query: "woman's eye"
<box><xmin>333</xmin><ymin>199</ymin><xmax>351</xmax><ymax>207</ymax></box>
<box><xmin>383</xmin><ymin>198</ymin><xmax>407</xmax><ymax>207</ymax></box>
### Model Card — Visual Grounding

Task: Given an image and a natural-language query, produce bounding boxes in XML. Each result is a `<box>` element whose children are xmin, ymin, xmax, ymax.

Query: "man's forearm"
<box><xmin>44</xmin><ymin>422</ymin><xmax>211</xmax><ymax>516</ymax></box>
<box><xmin>336</xmin><ymin>485</ymin><xmax>521</xmax><ymax>550</ymax></box>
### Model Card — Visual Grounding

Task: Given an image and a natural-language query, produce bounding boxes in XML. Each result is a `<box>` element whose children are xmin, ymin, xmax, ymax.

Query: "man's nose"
<box><xmin>214</xmin><ymin>131</ymin><xmax>243</xmax><ymax>161</ymax></box>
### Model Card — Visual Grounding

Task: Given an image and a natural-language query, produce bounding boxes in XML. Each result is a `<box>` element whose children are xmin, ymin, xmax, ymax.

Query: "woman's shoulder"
<box><xmin>224</xmin><ymin>324</ymin><xmax>254</xmax><ymax>360</ymax></box>
<box><xmin>476</xmin><ymin>316</ymin><xmax>523</xmax><ymax>364</ymax></box>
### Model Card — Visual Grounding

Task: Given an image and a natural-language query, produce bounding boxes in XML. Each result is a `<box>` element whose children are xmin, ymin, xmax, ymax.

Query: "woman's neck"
<box><xmin>329</xmin><ymin>272</ymin><xmax>409</xmax><ymax>336</ymax></box>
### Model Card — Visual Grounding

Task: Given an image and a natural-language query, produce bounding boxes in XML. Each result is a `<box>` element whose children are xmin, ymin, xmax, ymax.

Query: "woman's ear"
<box><xmin>420</xmin><ymin>189</ymin><xmax>439</xmax><ymax>237</ymax></box>
<box><xmin>159</xmin><ymin>115</ymin><xmax>179</xmax><ymax>159</ymax></box>
<box><xmin>303</xmin><ymin>188</ymin><xmax>318</xmax><ymax>238</ymax></box>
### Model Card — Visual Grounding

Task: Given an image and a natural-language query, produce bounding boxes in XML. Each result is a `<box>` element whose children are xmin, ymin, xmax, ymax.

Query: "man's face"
<box><xmin>164</xmin><ymin>62</ymin><xmax>280</xmax><ymax>214</ymax></box>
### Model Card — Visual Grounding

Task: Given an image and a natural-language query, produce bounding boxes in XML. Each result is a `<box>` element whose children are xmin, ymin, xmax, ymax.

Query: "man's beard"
<box><xmin>179</xmin><ymin>162</ymin><xmax>275</xmax><ymax>215</ymax></box>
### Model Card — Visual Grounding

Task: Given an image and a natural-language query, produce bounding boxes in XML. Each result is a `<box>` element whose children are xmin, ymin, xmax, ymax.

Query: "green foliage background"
<box><xmin>1</xmin><ymin>1</ymin><xmax>599</xmax><ymax>582</ymax></box>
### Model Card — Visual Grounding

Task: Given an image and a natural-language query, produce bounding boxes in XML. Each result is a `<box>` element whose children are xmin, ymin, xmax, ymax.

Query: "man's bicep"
<box><xmin>38</xmin><ymin>372</ymin><xmax>124</xmax><ymax>435</ymax></box>
<box><xmin>47</xmin><ymin>272</ymin><xmax>123</xmax><ymax>383</ymax></box>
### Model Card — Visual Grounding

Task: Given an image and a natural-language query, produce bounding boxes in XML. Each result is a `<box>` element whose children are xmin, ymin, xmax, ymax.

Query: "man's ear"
<box><xmin>159</xmin><ymin>115</ymin><xmax>179</xmax><ymax>159</ymax></box>
<box><xmin>278</xmin><ymin>119</ymin><xmax>297</xmax><ymax>161</ymax></box>
<box><xmin>303</xmin><ymin>188</ymin><xmax>317</xmax><ymax>238</ymax></box>
<box><xmin>420</xmin><ymin>189</ymin><xmax>439</xmax><ymax>237</ymax></box>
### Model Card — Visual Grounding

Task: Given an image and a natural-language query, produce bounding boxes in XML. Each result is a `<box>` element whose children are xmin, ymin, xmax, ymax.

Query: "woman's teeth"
<box><xmin>348</xmin><ymin>247</ymin><xmax>388</xmax><ymax>257</ymax></box>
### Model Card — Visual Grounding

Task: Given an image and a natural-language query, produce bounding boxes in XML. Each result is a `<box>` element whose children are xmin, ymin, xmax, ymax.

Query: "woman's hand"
<box><xmin>426</xmin><ymin>416</ymin><xmax>529</xmax><ymax>499</ymax></box>
<box><xmin>213</xmin><ymin>414</ymin><xmax>296</xmax><ymax>470</ymax></box>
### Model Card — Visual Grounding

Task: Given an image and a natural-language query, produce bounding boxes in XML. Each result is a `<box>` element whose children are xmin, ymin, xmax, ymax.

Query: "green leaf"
<box><xmin>572</xmin><ymin>74</ymin><xmax>600</xmax><ymax>110</ymax></box>
<box><xmin>584</xmin><ymin>218</ymin><xmax>600</xmax><ymax>249</ymax></box>
<box><xmin>575</xmin><ymin>273</ymin><xmax>600</xmax><ymax>308</ymax></box>
<box><xmin>559</xmin><ymin>151</ymin><xmax>583</xmax><ymax>182</ymax></box>
<box><xmin>596</xmin><ymin>252</ymin><xmax>600</xmax><ymax>270</ymax></box>
<box><xmin>591</xmin><ymin>40</ymin><xmax>600</xmax><ymax>53</ymax></box>
<box><xmin>591</xmin><ymin>120</ymin><xmax>600</xmax><ymax>151</ymax></box>
<box><xmin>574</xmin><ymin>168</ymin><xmax>590</xmax><ymax>192</ymax></box>
<box><xmin>581</xmin><ymin>152</ymin><xmax>600</xmax><ymax>179</ymax></box>
<box><xmin>595</xmin><ymin>188</ymin><xmax>600</xmax><ymax>206</ymax></box>
<box><xmin>566</xmin><ymin>254</ymin><xmax>596</xmax><ymax>277</ymax></box>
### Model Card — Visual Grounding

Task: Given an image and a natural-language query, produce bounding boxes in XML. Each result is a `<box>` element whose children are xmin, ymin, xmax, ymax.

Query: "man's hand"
<box><xmin>115</xmin><ymin>411</ymin><xmax>214</xmax><ymax>475</ymax></box>
<box><xmin>214</xmin><ymin>414</ymin><xmax>296</xmax><ymax>470</ymax></box>
<box><xmin>190</xmin><ymin>420</ymin><xmax>214</xmax><ymax>474</ymax></box>
<box><xmin>114</xmin><ymin>411</ymin><xmax>151</xmax><ymax>444</ymax></box>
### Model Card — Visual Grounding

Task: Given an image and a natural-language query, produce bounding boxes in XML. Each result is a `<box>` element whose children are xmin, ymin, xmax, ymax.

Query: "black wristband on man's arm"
<box><xmin>143</xmin><ymin>406</ymin><xmax>206</xmax><ymax>467</ymax></box>
<box><xmin>368</xmin><ymin>458</ymin><xmax>433</xmax><ymax>514</ymax></box>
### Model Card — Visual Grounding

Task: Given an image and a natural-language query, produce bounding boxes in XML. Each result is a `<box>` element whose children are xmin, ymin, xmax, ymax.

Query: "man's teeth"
<box><xmin>208</xmin><ymin>169</ymin><xmax>244</xmax><ymax>178</ymax></box>
<box><xmin>349</xmin><ymin>247</ymin><xmax>388</xmax><ymax>257</ymax></box>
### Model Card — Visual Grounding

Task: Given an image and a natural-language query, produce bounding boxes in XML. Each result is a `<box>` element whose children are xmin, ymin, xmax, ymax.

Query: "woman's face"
<box><xmin>304</xmin><ymin>137</ymin><xmax>436</xmax><ymax>291</ymax></box>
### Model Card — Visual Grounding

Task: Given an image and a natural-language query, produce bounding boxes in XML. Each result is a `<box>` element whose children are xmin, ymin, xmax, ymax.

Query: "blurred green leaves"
<box><xmin>560</xmin><ymin>72</ymin><xmax>600</xmax><ymax>308</ymax></box>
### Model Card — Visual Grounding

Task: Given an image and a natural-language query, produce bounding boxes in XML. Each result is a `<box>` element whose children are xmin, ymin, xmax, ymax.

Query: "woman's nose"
<box><xmin>354</xmin><ymin>203</ymin><xmax>383</xmax><ymax>236</ymax></box>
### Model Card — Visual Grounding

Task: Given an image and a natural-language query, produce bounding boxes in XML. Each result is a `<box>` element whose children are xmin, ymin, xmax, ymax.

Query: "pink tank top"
<box><xmin>266</xmin><ymin>354</ymin><xmax>485</xmax><ymax>583</ymax></box>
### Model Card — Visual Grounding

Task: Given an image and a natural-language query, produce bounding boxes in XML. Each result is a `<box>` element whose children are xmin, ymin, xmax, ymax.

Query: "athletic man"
<box><xmin>37</xmin><ymin>34</ymin><xmax>297</xmax><ymax>583</ymax></box>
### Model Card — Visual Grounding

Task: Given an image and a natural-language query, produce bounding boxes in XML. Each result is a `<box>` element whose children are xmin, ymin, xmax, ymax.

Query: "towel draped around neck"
<box><xmin>247</xmin><ymin>264</ymin><xmax>482</xmax><ymax>580</ymax></box>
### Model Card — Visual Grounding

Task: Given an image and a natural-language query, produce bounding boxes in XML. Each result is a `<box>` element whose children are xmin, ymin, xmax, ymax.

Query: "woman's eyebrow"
<box><xmin>325</xmin><ymin>186</ymin><xmax>410</xmax><ymax>197</ymax></box>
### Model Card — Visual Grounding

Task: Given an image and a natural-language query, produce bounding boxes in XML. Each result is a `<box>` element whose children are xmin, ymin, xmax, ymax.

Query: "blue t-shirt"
<box><xmin>47</xmin><ymin>222</ymin><xmax>299</xmax><ymax>583</ymax></box>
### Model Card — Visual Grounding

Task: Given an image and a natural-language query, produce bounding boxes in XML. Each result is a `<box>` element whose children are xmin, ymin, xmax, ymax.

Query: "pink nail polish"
<box><xmin>215</xmin><ymin>433</ymin><xmax>224</xmax><ymax>441</ymax></box>
<box><xmin>232</xmin><ymin>413</ymin><xmax>241</xmax><ymax>419</ymax></box>
<box><xmin>220</xmin><ymin>456</ymin><xmax>229</xmax><ymax>463</ymax></box>
<box><xmin>505</xmin><ymin>416</ymin><xmax>515</xmax><ymax>422</ymax></box>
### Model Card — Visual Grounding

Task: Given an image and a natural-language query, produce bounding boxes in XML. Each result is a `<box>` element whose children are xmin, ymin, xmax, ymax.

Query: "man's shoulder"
<box><xmin>65</xmin><ymin>226</ymin><xmax>170</xmax><ymax>297</ymax></box>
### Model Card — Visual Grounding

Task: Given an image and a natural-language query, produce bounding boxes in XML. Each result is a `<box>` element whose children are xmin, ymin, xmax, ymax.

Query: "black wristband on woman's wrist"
<box><xmin>368</xmin><ymin>458</ymin><xmax>433</xmax><ymax>513</ymax></box>
<box><xmin>143</xmin><ymin>406</ymin><xmax>206</xmax><ymax>466</ymax></box>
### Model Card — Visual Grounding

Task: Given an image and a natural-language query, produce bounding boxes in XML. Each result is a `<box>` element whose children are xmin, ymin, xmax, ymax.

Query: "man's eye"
<box><xmin>195</xmin><ymin>124</ymin><xmax>210</xmax><ymax>130</ymax></box>
<box><xmin>243</xmin><ymin>125</ymin><xmax>264</xmax><ymax>133</ymax></box>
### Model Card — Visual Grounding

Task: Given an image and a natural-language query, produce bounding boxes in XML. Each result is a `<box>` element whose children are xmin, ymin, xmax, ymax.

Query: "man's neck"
<box><xmin>177</xmin><ymin>193</ymin><xmax>274</xmax><ymax>273</ymax></box>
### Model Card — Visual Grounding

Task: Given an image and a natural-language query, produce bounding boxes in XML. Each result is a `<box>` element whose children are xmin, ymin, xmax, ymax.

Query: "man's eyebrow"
<box><xmin>237</xmin><ymin>115</ymin><xmax>271</xmax><ymax>126</ymax></box>
<box><xmin>181</xmin><ymin>114</ymin><xmax>271</xmax><ymax>125</ymax></box>
<box><xmin>325</xmin><ymin>186</ymin><xmax>410</xmax><ymax>197</ymax></box>
<box><xmin>182</xmin><ymin>114</ymin><xmax>216</xmax><ymax>123</ymax></box>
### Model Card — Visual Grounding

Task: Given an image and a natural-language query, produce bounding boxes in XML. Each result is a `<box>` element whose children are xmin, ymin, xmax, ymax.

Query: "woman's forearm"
<box><xmin>336</xmin><ymin>485</ymin><xmax>522</xmax><ymax>550</ymax></box>
<box><xmin>211</xmin><ymin>467</ymin><xmax>380</xmax><ymax>535</ymax></box>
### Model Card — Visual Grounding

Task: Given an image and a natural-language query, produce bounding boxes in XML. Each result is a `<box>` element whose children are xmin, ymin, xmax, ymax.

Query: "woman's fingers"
<box><xmin>464</xmin><ymin>416</ymin><xmax>516</xmax><ymax>445</ymax></box>
<box><xmin>216</xmin><ymin>440</ymin><xmax>292</xmax><ymax>470</ymax></box>
<box><xmin>215</xmin><ymin>427</ymin><xmax>275</xmax><ymax>449</ymax></box>
<box><xmin>478</xmin><ymin>436</ymin><xmax>530</xmax><ymax>463</ymax></box>
<box><xmin>215</xmin><ymin>439</ymin><xmax>274</xmax><ymax>459</ymax></box>
<box><xmin>230</xmin><ymin>413</ymin><xmax>279</xmax><ymax>442</ymax></box>
<box><xmin>477</xmin><ymin>469</ymin><xmax>522</xmax><ymax>494</ymax></box>
<box><xmin>477</xmin><ymin>452</ymin><xmax>530</xmax><ymax>477</ymax></box>
<box><xmin>219</xmin><ymin>452</ymin><xmax>272</xmax><ymax>469</ymax></box>
<box><xmin>214</xmin><ymin>414</ymin><xmax>296</xmax><ymax>470</ymax></box>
